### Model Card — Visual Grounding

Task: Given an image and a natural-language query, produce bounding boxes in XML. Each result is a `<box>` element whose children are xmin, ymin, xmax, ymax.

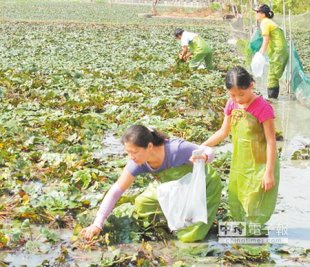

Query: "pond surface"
<box><xmin>271</xmin><ymin>98</ymin><xmax>310</xmax><ymax>249</ymax></box>
<box><xmin>1</xmin><ymin>98</ymin><xmax>309</xmax><ymax>267</ymax></box>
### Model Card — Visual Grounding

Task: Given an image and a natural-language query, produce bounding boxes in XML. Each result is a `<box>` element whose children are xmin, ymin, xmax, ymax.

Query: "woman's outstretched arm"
<box><xmin>81</xmin><ymin>168</ymin><xmax>135</xmax><ymax>240</ymax></box>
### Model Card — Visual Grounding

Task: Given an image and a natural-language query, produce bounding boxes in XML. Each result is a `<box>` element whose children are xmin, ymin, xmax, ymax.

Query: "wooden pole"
<box><xmin>240</xmin><ymin>1</ymin><xmax>245</xmax><ymax>31</ymax></box>
<box><xmin>288</xmin><ymin>9</ymin><xmax>293</xmax><ymax>96</ymax></box>
<box><xmin>249</xmin><ymin>0</ymin><xmax>253</xmax><ymax>39</ymax></box>
<box><xmin>283</xmin><ymin>0</ymin><xmax>286</xmax><ymax>38</ymax></box>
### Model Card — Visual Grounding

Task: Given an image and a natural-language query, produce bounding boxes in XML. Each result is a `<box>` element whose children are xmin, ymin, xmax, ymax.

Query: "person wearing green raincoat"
<box><xmin>193</xmin><ymin>66</ymin><xmax>279</xmax><ymax>229</ymax></box>
<box><xmin>174</xmin><ymin>28</ymin><xmax>213</xmax><ymax>70</ymax></box>
<box><xmin>255</xmin><ymin>4</ymin><xmax>288</xmax><ymax>99</ymax></box>
<box><xmin>81</xmin><ymin>125</ymin><xmax>222</xmax><ymax>242</ymax></box>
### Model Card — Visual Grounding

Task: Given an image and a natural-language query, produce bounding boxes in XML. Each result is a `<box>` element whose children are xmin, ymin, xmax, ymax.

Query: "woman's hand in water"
<box><xmin>80</xmin><ymin>224</ymin><xmax>101</xmax><ymax>241</ymax></box>
<box><xmin>261</xmin><ymin>171</ymin><xmax>275</xmax><ymax>192</ymax></box>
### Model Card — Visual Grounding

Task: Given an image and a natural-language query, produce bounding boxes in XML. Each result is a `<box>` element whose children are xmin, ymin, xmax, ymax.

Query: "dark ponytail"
<box><xmin>121</xmin><ymin>125</ymin><xmax>167</xmax><ymax>148</ymax></box>
<box><xmin>267</xmin><ymin>10</ymin><xmax>274</xmax><ymax>19</ymax></box>
<box><xmin>257</xmin><ymin>4</ymin><xmax>274</xmax><ymax>19</ymax></box>
<box><xmin>225</xmin><ymin>66</ymin><xmax>255</xmax><ymax>90</ymax></box>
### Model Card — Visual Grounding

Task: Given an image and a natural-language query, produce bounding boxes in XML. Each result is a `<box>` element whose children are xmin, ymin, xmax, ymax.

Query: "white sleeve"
<box><xmin>181</xmin><ymin>32</ymin><xmax>189</xmax><ymax>46</ymax></box>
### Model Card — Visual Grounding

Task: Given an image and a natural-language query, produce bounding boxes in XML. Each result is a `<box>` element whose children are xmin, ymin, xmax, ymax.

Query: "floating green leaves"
<box><xmin>0</xmin><ymin>1</ymin><xmax>308</xmax><ymax>266</ymax></box>
<box><xmin>40</xmin><ymin>228</ymin><xmax>59</xmax><ymax>244</ymax></box>
<box><xmin>223</xmin><ymin>244</ymin><xmax>271</xmax><ymax>265</ymax></box>
<box><xmin>0</xmin><ymin>232</ymin><xmax>9</xmax><ymax>249</ymax></box>
<box><xmin>291</xmin><ymin>144</ymin><xmax>310</xmax><ymax>160</ymax></box>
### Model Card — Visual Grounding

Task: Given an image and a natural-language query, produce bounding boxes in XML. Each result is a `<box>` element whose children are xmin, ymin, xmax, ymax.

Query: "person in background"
<box><xmin>193</xmin><ymin>66</ymin><xmax>279</xmax><ymax>228</ymax></box>
<box><xmin>81</xmin><ymin>125</ymin><xmax>222</xmax><ymax>243</ymax></box>
<box><xmin>255</xmin><ymin>4</ymin><xmax>288</xmax><ymax>99</ymax></box>
<box><xmin>174</xmin><ymin>28</ymin><xmax>213</xmax><ymax>70</ymax></box>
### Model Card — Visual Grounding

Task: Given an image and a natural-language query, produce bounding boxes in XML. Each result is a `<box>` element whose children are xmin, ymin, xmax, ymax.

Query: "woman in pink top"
<box><xmin>194</xmin><ymin>66</ymin><xmax>279</xmax><ymax>228</ymax></box>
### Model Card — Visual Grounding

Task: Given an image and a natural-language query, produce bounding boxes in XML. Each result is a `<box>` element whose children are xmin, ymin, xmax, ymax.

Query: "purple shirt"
<box><xmin>125</xmin><ymin>139</ymin><xmax>199</xmax><ymax>177</ymax></box>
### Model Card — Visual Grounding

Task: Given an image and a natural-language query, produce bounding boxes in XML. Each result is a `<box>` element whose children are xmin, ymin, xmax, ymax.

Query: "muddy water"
<box><xmin>1</xmin><ymin>99</ymin><xmax>309</xmax><ymax>266</ymax></box>
<box><xmin>270</xmin><ymin>98</ymin><xmax>310</xmax><ymax>249</ymax></box>
<box><xmin>93</xmin><ymin>132</ymin><xmax>124</xmax><ymax>158</ymax></box>
<box><xmin>1</xmin><ymin>227</ymin><xmax>103</xmax><ymax>266</ymax></box>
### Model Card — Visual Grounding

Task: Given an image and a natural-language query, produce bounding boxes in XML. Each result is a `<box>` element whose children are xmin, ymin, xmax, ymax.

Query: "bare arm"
<box><xmin>179</xmin><ymin>45</ymin><xmax>190</xmax><ymax>60</ymax></box>
<box><xmin>259</xmin><ymin>35</ymin><xmax>270</xmax><ymax>55</ymax></box>
<box><xmin>202</xmin><ymin>115</ymin><xmax>231</xmax><ymax>147</ymax></box>
<box><xmin>261</xmin><ymin>119</ymin><xmax>276</xmax><ymax>191</ymax></box>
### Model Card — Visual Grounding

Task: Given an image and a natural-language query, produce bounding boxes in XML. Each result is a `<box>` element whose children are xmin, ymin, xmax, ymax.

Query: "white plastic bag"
<box><xmin>251</xmin><ymin>52</ymin><xmax>267</xmax><ymax>78</ymax></box>
<box><xmin>156</xmin><ymin>149</ymin><xmax>208</xmax><ymax>231</ymax></box>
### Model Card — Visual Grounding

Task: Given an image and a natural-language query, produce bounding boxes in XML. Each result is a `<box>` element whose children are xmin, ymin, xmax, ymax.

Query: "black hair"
<box><xmin>174</xmin><ymin>28</ymin><xmax>184</xmax><ymax>37</ymax></box>
<box><xmin>225</xmin><ymin>66</ymin><xmax>255</xmax><ymax>90</ymax></box>
<box><xmin>257</xmin><ymin>4</ymin><xmax>274</xmax><ymax>19</ymax></box>
<box><xmin>121</xmin><ymin>125</ymin><xmax>167</xmax><ymax>148</ymax></box>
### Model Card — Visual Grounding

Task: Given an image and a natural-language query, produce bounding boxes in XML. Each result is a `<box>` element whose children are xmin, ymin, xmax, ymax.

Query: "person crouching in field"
<box><xmin>81</xmin><ymin>125</ymin><xmax>222</xmax><ymax>243</ymax></box>
<box><xmin>174</xmin><ymin>28</ymin><xmax>213</xmax><ymax>70</ymax></box>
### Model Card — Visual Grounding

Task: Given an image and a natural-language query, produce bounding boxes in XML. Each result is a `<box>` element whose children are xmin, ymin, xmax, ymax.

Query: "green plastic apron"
<box><xmin>266</xmin><ymin>27</ymin><xmax>288</xmax><ymax>89</ymax></box>
<box><xmin>134</xmin><ymin>164</ymin><xmax>222</xmax><ymax>242</ymax></box>
<box><xmin>188</xmin><ymin>36</ymin><xmax>213</xmax><ymax>70</ymax></box>
<box><xmin>229</xmin><ymin>109</ymin><xmax>280</xmax><ymax>225</ymax></box>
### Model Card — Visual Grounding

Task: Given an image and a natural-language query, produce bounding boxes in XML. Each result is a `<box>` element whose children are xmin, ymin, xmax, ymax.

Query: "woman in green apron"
<box><xmin>193</xmin><ymin>66</ymin><xmax>279</xmax><ymax>228</ymax></box>
<box><xmin>174</xmin><ymin>28</ymin><xmax>213</xmax><ymax>70</ymax></box>
<box><xmin>82</xmin><ymin>125</ymin><xmax>222</xmax><ymax>242</ymax></box>
<box><xmin>255</xmin><ymin>4</ymin><xmax>288</xmax><ymax>99</ymax></box>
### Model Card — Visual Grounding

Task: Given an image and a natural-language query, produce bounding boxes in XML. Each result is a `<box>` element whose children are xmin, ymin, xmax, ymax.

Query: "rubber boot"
<box><xmin>267</xmin><ymin>86</ymin><xmax>279</xmax><ymax>99</ymax></box>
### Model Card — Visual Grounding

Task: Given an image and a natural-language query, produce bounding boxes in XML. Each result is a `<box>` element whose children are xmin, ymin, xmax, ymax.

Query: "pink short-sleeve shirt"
<box><xmin>224</xmin><ymin>96</ymin><xmax>275</xmax><ymax>123</ymax></box>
